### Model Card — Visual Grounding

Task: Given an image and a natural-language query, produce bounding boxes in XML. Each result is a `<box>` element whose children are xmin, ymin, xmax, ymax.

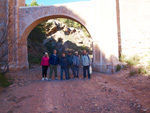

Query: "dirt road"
<box><xmin>0</xmin><ymin>66</ymin><xmax>150</xmax><ymax>113</ymax></box>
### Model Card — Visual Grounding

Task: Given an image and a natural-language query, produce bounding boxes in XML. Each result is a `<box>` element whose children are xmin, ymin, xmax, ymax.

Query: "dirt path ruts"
<box><xmin>0</xmin><ymin>66</ymin><xmax>150</xmax><ymax>113</ymax></box>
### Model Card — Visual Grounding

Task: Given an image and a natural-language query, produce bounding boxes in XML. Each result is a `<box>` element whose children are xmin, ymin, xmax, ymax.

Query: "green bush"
<box><xmin>119</xmin><ymin>54</ymin><xmax>126</xmax><ymax>62</ymax></box>
<box><xmin>129</xmin><ymin>70</ymin><xmax>137</xmax><ymax>77</ymax></box>
<box><xmin>116</xmin><ymin>64</ymin><xmax>121</xmax><ymax>72</ymax></box>
<box><xmin>138</xmin><ymin>68</ymin><xmax>142</xmax><ymax>74</ymax></box>
<box><xmin>138</xmin><ymin>68</ymin><xmax>147</xmax><ymax>75</ymax></box>
<box><xmin>120</xmin><ymin>54</ymin><xmax>140</xmax><ymax>66</ymax></box>
<box><xmin>0</xmin><ymin>73</ymin><xmax>12</xmax><ymax>88</ymax></box>
<box><xmin>29</xmin><ymin>57</ymin><xmax>41</xmax><ymax>64</ymax></box>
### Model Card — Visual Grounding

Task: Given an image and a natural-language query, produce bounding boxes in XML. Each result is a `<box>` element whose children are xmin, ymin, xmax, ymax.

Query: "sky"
<box><xmin>26</xmin><ymin>0</ymin><xmax>91</xmax><ymax>5</ymax></box>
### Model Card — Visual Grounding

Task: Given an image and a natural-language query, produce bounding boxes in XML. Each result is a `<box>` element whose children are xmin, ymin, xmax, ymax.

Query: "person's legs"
<box><xmin>42</xmin><ymin>66</ymin><xmax>45</xmax><ymax>78</ymax></box>
<box><xmin>73</xmin><ymin>66</ymin><xmax>76</xmax><ymax>78</ymax></box>
<box><xmin>60</xmin><ymin>68</ymin><xmax>63</xmax><ymax>80</ymax></box>
<box><xmin>87</xmin><ymin>66</ymin><xmax>91</xmax><ymax>79</ymax></box>
<box><xmin>67</xmin><ymin>66</ymin><xmax>70</xmax><ymax>79</ymax></box>
<box><xmin>49</xmin><ymin>65</ymin><xmax>53</xmax><ymax>79</ymax></box>
<box><xmin>54</xmin><ymin>65</ymin><xmax>58</xmax><ymax>79</ymax></box>
<box><xmin>45</xmin><ymin>66</ymin><xmax>48</xmax><ymax>78</ymax></box>
<box><xmin>71</xmin><ymin>66</ymin><xmax>74</xmax><ymax>75</ymax></box>
<box><xmin>77</xmin><ymin>66</ymin><xmax>79</xmax><ymax>78</ymax></box>
<box><xmin>83</xmin><ymin>66</ymin><xmax>86</xmax><ymax>79</ymax></box>
<box><xmin>64</xmin><ymin>68</ymin><xmax>68</xmax><ymax>80</ymax></box>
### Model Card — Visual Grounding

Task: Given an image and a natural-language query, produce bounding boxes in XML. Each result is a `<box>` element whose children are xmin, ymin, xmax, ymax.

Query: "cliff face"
<box><xmin>44</xmin><ymin>19</ymin><xmax>92</xmax><ymax>49</ymax></box>
<box><xmin>119</xmin><ymin>0</ymin><xmax>150</xmax><ymax>67</ymax></box>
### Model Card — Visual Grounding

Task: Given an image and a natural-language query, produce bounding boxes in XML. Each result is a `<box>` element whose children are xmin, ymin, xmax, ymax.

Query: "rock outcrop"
<box><xmin>45</xmin><ymin>19</ymin><xmax>92</xmax><ymax>49</ymax></box>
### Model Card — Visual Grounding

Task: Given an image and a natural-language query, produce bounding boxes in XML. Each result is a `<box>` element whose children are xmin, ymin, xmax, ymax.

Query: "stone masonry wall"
<box><xmin>0</xmin><ymin>0</ymin><xmax>8</xmax><ymax>64</ymax></box>
<box><xmin>119</xmin><ymin>0</ymin><xmax>150</xmax><ymax>59</ymax></box>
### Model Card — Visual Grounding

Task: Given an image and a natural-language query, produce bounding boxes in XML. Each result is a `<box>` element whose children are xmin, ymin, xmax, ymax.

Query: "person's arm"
<box><xmin>59</xmin><ymin>58</ymin><xmax>62</xmax><ymax>66</ymax></box>
<box><xmin>80</xmin><ymin>56</ymin><xmax>83</xmax><ymax>66</ymax></box>
<box><xmin>48</xmin><ymin>57</ymin><xmax>50</xmax><ymax>66</ymax></box>
<box><xmin>57</xmin><ymin>56</ymin><xmax>59</xmax><ymax>65</ymax></box>
<box><xmin>49</xmin><ymin>55</ymin><xmax>52</xmax><ymax>65</ymax></box>
<box><xmin>72</xmin><ymin>56</ymin><xmax>75</xmax><ymax>65</ymax></box>
<box><xmin>41</xmin><ymin>57</ymin><xmax>43</xmax><ymax>66</ymax></box>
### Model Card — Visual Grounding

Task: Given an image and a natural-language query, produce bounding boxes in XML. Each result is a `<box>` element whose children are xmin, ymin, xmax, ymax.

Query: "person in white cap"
<box><xmin>72</xmin><ymin>51</ymin><xmax>80</xmax><ymax>78</ymax></box>
<box><xmin>41</xmin><ymin>52</ymin><xmax>50</xmax><ymax>81</ymax></box>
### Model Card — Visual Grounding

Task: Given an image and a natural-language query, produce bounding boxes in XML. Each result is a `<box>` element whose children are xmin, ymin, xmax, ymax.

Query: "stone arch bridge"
<box><xmin>4</xmin><ymin>0</ymin><xmax>120</xmax><ymax>73</ymax></box>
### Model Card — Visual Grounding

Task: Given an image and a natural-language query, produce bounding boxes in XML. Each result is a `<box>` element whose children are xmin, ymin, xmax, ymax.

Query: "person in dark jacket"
<box><xmin>49</xmin><ymin>49</ymin><xmax>59</xmax><ymax>81</ymax></box>
<box><xmin>66</xmin><ymin>51</ymin><xmax>73</xmax><ymax>79</ymax></box>
<box><xmin>59</xmin><ymin>53</ymin><xmax>68</xmax><ymax>80</ymax></box>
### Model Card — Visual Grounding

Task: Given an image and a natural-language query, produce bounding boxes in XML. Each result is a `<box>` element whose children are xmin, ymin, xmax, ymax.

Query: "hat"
<box><xmin>45</xmin><ymin>52</ymin><xmax>48</xmax><ymax>55</ymax></box>
<box><xmin>75</xmin><ymin>51</ymin><xmax>78</xmax><ymax>54</ymax></box>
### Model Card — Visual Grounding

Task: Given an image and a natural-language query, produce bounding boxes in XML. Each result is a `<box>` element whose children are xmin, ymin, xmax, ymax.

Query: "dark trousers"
<box><xmin>73</xmin><ymin>65</ymin><xmax>79</xmax><ymax>78</ymax></box>
<box><xmin>42</xmin><ymin>66</ymin><xmax>48</xmax><ymax>77</ymax></box>
<box><xmin>67</xmin><ymin>65</ymin><xmax>73</xmax><ymax>78</ymax></box>
<box><xmin>60</xmin><ymin>68</ymin><xmax>68</xmax><ymax>80</ymax></box>
<box><xmin>49</xmin><ymin>65</ymin><xmax>58</xmax><ymax>79</ymax></box>
<box><xmin>83</xmin><ymin>66</ymin><xmax>90</xmax><ymax>79</ymax></box>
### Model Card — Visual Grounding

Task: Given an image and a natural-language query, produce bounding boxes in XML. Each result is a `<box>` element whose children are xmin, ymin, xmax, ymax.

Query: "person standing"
<box><xmin>41</xmin><ymin>52</ymin><xmax>50</xmax><ymax>81</ymax></box>
<box><xmin>49</xmin><ymin>49</ymin><xmax>59</xmax><ymax>81</ymax></box>
<box><xmin>66</xmin><ymin>51</ymin><xmax>73</xmax><ymax>79</ymax></box>
<box><xmin>59</xmin><ymin>53</ymin><xmax>68</xmax><ymax>80</ymax></box>
<box><xmin>72</xmin><ymin>51</ymin><xmax>80</xmax><ymax>78</ymax></box>
<box><xmin>81</xmin><ymin>50</ymin><xmax>91</xmax><ymax>79</ymax></box>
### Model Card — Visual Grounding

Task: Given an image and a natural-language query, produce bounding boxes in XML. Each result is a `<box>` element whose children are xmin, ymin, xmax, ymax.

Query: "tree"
<box><xmin>30</xmin><ymin>0</ymin><xmax>39</xmax><ymax>6</ymax></box>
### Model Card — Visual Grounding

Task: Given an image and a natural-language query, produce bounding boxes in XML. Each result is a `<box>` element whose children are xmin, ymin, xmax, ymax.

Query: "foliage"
<box><xmin>138</xmin><ymin>68</ymin><xmax>147</xmax><ymax>75</ymax></box>
<box><xmin>57</xmin><ymin>18</ymin><xmax>82</xmax><ymax>29</ymax></box>
<box><xmin>120</xmin><ymin>54</ymin><xmax>140</xmax><ymax>66</ymax></box>
<box><xmin>127</xmin><ymin>56</ymin><xmax>140</xmax><ymax>66</ymax></box>
<box><xmin>0</xmin><ymin>73</ymin><xmax>12</xmax><ymax>88</ymax></box>
<box><xmin>129</xmin><ymin>70</ymin><xmax>137</xmax><ymax>77</ymax></box>
<box><xmin>116</xmin><ymin>64</ymin><xmax>121</xmax><ymax>72</ymax></box>
<box><xmin>57</xmin><ymin>18</ymin><xmax>90</xmax><ymax>37</ymax></box>
<box><xmin>119</xmin><ymin>54</ymin><xmax>126</xmax><ymax>62</ymax></box>
<box><xmin>30</xmin><ymin>0</ymin><xmax>39</xmax><ymax>6</ymax></box>
<box><xmin>45</xmin><ymin>22</ymin><xmax>53</xmax><ymax>31</ymax></box>
<box><xmin>28</xmin><ymin>22</ymin><xmax>46</xmax><ymax>43</ymax></box>
<box><xmin>28</xmin><ymin>56</ymin><xmax>41</xmax><ymax>64</ymax></box>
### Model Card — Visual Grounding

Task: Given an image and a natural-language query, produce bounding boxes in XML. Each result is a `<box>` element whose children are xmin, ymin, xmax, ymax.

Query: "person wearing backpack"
<box><xmin>66</xmin><ymin>51</ymin><xmax>73</xmax><ymax>79</ymax></box>
<box><xmin>81</xmin><ymin>50</ymin><xmax>91</xmax><ymax>79</ymax></box>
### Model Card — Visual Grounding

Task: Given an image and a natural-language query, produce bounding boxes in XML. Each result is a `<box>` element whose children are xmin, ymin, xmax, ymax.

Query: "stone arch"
<box><xmin>17</xmin><ymin>13</ymin><xmax>93</xmax><ymax>70</ymax></box>
<box><xmin>20</xmin><ymin>15</ymin><xmax>91</xmax><ymax>42</ymax></box>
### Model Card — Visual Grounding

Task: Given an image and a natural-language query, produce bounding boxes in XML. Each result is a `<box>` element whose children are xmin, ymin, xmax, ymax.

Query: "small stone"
<box><xmin>54</xmin><ymin>107</ymin><xmax>58</xmax><ymax>109</ymax></box>
<box><xmin>38</xmin><ymin>89</ymin><xmax>42</xmax><ymax>91</ymax></box>
<box><xmin>95</xmin><ymin>104</ymin><xmax>98</xmax><ymax>107</ymax></box>
<box><xmin>108</xmin><ymin>88</ymin><xmax>112</xmax><ymax>92</ymax></box>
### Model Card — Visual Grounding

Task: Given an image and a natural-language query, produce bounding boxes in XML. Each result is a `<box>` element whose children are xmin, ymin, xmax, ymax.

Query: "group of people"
<box><xmin>41</xmin><ymin>49</ymin><xmax>91</xmax><ymax>81</ymax></box>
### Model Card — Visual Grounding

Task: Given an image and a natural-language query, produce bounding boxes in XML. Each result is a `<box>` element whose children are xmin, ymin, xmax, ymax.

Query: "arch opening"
<box><xmin>24</xmin><ymin>17</ymin><xmax>93</xmax><ymax>66</ymax></box>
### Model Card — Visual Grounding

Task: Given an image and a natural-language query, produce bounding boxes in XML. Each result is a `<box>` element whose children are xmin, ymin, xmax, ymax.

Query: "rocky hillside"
<box><xmin>28</xmin><ymin>19</ymin><xmax>92</xmax><ymax>64</ymax></box>
<box><xmin>44</xmin><ymin>19</ymin><xmax>92</xmax><ymax>55</ymax></box>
